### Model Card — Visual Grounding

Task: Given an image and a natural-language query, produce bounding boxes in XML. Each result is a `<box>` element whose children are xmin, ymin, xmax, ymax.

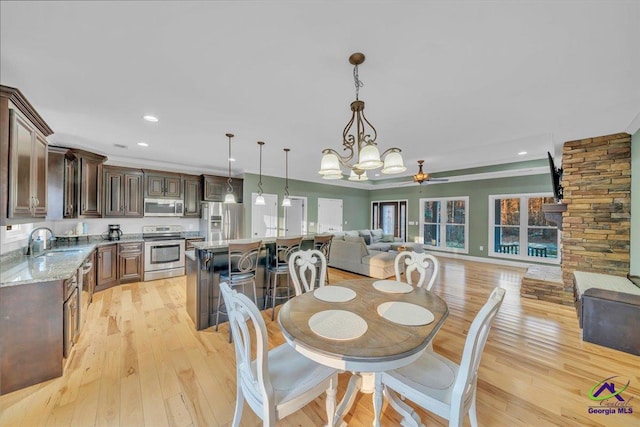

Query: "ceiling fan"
<box><xmin>412</xmin><ymin>160</ymin><xmax>449</xmax><ymax>185</ymax></box>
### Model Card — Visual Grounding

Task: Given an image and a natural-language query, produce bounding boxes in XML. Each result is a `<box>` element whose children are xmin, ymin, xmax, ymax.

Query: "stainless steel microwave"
<box><xmin>143</xmin><ymin>198</ymin><xmax>184</xmax><ymax>216</ymax></box>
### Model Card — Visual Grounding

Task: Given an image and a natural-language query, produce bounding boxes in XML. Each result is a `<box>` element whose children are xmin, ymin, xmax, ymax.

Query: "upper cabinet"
<box><xmin>144</xmin><ymin>171</ymin><xmax>182</xmax><ymax>198</ymax></box>
<box><xmin>183</xmin><ymin>174</ymin><xmax>201</xmax><ymax>217</ymax></box>
<box><xmin>1</xmin><ymin>85</ymin><xmax>54</xmax><ymax>223</ymax></box>
<box><xmin>64</xmin><ymin>149</ymin><xmax>106</xmax><ymax>218</ymax></box>
<box><xmin>104</xmin><ymin>166</ymin><xmax>144</xmax><ymax>217</ymax></box>
<box><xmin>203</xmin><ymin>175</ymin><xmax>243</xmax><ymax>203</ymax></box>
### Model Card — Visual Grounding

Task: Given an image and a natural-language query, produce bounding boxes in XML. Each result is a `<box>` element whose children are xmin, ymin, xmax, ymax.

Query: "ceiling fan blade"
<box><xmin>428</xmin><ymin>178</ymin><xmax>449</xmax><ymax>182</ymax></box>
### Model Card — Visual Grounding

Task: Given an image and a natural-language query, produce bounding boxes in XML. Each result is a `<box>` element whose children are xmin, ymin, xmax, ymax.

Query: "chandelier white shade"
<box><xmin>255</xmin><ymin>195</ymin><xmax>265</xmax><ymax>205</ymax></box>
<box><xmin>355</xmin><ymin>144</ymin><xmax>383</xmax><ymax>170</ymax></box>
<box><xmin>318</xmin><ymin>52</ymin><xmax>405</xmax><ymax>179</ymax></box>
<box><xmin>224</xmin><ymin>193</ymin><xmax>236</xmax><ymax>203</ymax></box>
<box><xmin>318</xmin><ymin>153</ymin><xmax>341</xmax><ymax>176</ymax></box>
<box><xmin>348</xmin><ymin>169</ymin><xmax>369</xmax><ymax>181</ymax></box>
<box><xmin>381</xmin><ymin>151</ymin><xmax>407</xmax><ymax>174</ymax></box>
<box><xmin>282</xmin><ymin>197</ymin><xmax>291</xmax><ymax>207</ymax></box>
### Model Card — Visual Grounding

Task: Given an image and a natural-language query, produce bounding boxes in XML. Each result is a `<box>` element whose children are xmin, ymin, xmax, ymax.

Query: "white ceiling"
<box><xmin>1</xmin><ymin>1</ymin><xmax>639</xmax><ymax>186</ymax></box>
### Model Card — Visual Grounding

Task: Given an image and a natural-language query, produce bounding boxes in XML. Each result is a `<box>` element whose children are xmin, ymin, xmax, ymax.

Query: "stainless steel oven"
<box><xmin>143</xmin><ymin>225</ymin><xmax>185</xmax><ymax>281</ymax></box>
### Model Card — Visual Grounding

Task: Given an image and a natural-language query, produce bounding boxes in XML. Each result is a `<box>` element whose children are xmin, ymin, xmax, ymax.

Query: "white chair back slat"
<box><xmin>394</xmin><ymin>251</ymin><xmax>440</xmax><ymax>290</ymax></box>
<box><xmin>289</xmin><ymin>249</ymin><xmax>327</xmax><ymax>295</ymax></box>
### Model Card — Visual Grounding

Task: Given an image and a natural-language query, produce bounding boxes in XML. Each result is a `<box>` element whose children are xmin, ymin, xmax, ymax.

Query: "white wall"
<box><xmin>1</xmin><ymin>217</ymin><xmax>200</xmax><ymax>255</ymax></box>
<box><xmin>631</xmin><ymin>128</ymin><xmax>640</xmax><ymax>275</ymax></box>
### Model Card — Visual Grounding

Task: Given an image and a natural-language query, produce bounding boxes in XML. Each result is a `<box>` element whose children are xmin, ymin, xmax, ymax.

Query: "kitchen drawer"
<box><xmin>118</xmin><ymin>242</ymin><xmax>142</xmax><ymax>253</ymax></box>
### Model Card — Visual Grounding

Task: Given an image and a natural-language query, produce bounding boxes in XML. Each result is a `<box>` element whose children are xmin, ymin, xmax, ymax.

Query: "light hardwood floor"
<box><xmin>1</xmin><ymin>258</ymin><xmax>639</xmax><ymax>426</ymax></box>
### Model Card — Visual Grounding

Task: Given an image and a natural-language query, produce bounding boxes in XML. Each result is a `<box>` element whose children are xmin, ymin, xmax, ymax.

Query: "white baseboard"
<box><xmin>427</xmin><ymin>250</ymin><xmax>537</xmax><ymax>269</ymax></box>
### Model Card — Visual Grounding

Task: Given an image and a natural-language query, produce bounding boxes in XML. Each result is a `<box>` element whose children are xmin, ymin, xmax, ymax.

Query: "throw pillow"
<box><xmin>371</xmin><ymin>228</ymin><xmax>383</xmax><ymax>243</ymax></box>
<box><xmin>358</xmin><ymin>230</ymin><xmax>372</xmax><ymax>245</ymax></box>
<box><xmin>345</xmin><ymin>230</ymin><xmax>359</xmax><ymax>237</ymax></box>
<box><xmin>381</xmin><ymin>234</ymin><xmax>395</xmax><ymax>243</ymax></box>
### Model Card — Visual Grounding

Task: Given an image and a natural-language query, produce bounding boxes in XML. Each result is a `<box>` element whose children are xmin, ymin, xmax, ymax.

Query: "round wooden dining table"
<box><xmin>278</xmin><ymin>278</ymin><xmax>449</xmax><ymax>426</ymax></box>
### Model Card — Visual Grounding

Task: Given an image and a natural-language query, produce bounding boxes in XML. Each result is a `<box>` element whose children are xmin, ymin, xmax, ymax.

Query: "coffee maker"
<box><xmin>108</xmin><ymin>224</ymin><xmax>123</xmax><ymax>241</ymax></box>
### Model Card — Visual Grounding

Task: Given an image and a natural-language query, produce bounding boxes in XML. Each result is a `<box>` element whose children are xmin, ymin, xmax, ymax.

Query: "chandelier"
<box><xmin>319</xmin><ymin>52</ymin><xmax>406</xmax><ymax>180</ymax></box>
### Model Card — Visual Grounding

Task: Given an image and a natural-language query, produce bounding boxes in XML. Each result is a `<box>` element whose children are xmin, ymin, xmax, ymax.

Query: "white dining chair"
<box><xmin>374</xmin><ymin>287</ymin><xmax>506</xmax><ymax>427</ymax></box>
<box><xmin>220</xmin><ymin>282</ymin><xmax>338</xmax><ymax>427</ymax></box>
<box><xmin>289</xmin><ymin>249</ymin><xmax>327</xmax><ymax>296</ymax></box>
<box><xmin>394</xmin><ymin>251</ymin><xmax>440</xmax><ymax>290</ymax></box>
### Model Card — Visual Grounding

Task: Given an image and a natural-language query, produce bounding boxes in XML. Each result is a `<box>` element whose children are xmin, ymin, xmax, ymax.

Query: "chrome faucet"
<box><xmin>26</xmin><ymin>227</ymin><xmax>56</xmax><ymax>256</ymax></box>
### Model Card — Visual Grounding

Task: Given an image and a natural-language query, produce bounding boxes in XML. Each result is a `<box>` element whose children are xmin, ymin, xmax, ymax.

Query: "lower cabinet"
<box><xmin>95</xmin><ymin>242</ymin><xmax>144</xmax><ymax>291</ymax></box>
<box><xmin>96</xmin><ymin>244</ymin><xmax>118</xmax><ymax>291</ymax></box>
<box><xmin>119</xmin><ymin>242</ymin><xmax>143</xmax><ymax>283</ymax></box>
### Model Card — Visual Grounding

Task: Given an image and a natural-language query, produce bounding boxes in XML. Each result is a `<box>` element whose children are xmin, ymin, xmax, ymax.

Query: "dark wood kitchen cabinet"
<box><xmin>203</xmin><ymin>174</ymin><xmax>243</xmax><ymax>203</ymax></box>
<box><xmin>118</xmin><ymin>242</ymin><xmax>143</xmax><ymax>283</ymax></box>
<box><xmin>96</xmin><ymin>244</ymin><xmax>118</xmax><ymax>291</ymax></box>
<box><xmin>1</xmin><ymin>85</ymin><xmax>54</xmax><ymax>224</ymax></box>
<box><xmin>144</xmin><ymin>170</ymin><xmax>182</xmax><ymax>198</ymax></box>
<box><xmin>183</xmin><ymin>174</ymin><xmax>201</xmax><ymax>217</ymax></box>
<box><xmin>0</xmin><ymin>280</ymin><xmax>63</xmax><ymax>395</ymax></box>
<box><xmin>64</xmin><ymin>149</ymin><xmax>106</xmax><ymax>218</ymax></box>
<box><xmin>104</xmin><ymin>166</ymin><xmax>144</xmax><ymax>217</ymax></box>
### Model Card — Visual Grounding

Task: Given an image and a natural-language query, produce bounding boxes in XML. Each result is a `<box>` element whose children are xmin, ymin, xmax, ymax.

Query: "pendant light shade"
<box><xmin>224</xmin><ymin>133</ymin><xmax>236</xmax><ymax>204</ymax></box>
<box><xmin>282</xmin><ymin>148</ymin><xmax>291</xmax><ymax>207</ymax></box>
<box><xmin>319</xmin><ymin>153</ymin><xmax>341</xmax><ymax>175</ymax></box>
<box><xmin>348</xmin><ymin>169</ymin><xmax>369</xmax><ymax>181</ymax></box>
<box><xmin>355</xmin><ymin>144</ymin><xmax>383</xmax><ymax>170</ymax></box>
<box><xmin>255</xmin><ymin>141</ymin><xmax>265</xmax><ymax>205</ymax></box>
<box><xmin>381</xmin><ymin>150</ymin><xmax>407</xmax><ymax>174</ymax></box>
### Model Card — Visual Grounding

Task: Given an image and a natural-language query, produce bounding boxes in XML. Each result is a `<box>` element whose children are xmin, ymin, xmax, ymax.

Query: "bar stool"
<box><xmin>216</xmin><ymin>240</ymin><xmax>262</xmax><ymax>340</ymax></box>
<box><xmin>265</xmin><ymin>236</ymin><xmax>302</xmax><ymax>320</ymax></box>
<box><xmin>313</xmin><ymin>234</ymin><xmax>333</xmax><ymax>286</ymax></box>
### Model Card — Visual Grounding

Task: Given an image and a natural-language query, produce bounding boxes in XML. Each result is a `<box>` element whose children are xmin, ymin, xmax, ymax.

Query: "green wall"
<box><xmin>242</xmin><ymin>173</ymin><xmax>370</xmax><ymax>237</ymax></box>
<box><xmin>242</xmin><ymin>160</ymin><xmax>554</xmax><ymax>261</ymax></box>
<box><xmin>631</xmin><ymin>128</ymin><xmax>639</xmax><ymax>275</ymax></box>
<box><xmin>370</xmin><ymin>174</ymin><xmax>551</xmax><ymax>258</ymax></box>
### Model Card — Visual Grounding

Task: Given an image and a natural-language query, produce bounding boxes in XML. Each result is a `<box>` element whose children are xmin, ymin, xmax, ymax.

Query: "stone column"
<box><xmin>561</xmin><ymin>133</ymin><xmax>631</xmax><ymax>299</ymax></box>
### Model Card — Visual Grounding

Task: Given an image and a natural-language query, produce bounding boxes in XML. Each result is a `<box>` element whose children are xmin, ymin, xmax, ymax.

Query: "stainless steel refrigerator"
<box><xmin>200</xmin><ymin>202</ymin><xmax>244</xmax><ymax>241</ymax></box>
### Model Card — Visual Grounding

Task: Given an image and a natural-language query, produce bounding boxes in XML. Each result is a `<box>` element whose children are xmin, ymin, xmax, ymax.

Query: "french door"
<box><xmin>371</xmin><ymin>200</ymin><xmax>407</xmax><ymax>241</ymax></box>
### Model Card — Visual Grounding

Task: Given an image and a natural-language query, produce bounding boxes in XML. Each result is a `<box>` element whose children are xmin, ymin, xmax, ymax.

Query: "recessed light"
<box><xmin>143</xmin><ymin>115</ymin><xmax>158</xmax><ymax>122</ymax></box>
<box><xmin>137</xmin><ymin>142</ymin><xmax>149</xmax><ymax>147</ymax></box>
<box><xmin>229</xmin><ymin>157</ymin><xmax>236</xmax><ymax>162</ymax></box>
<box><xmin>518</xmin><ymin>151</ymin><xmax>527</xmax><ymax>156</ymax></box>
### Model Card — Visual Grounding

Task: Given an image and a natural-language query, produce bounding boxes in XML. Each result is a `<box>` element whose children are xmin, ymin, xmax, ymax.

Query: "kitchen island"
<box><xmin>188</xmin><ymin>236</ymin><xmax>316</xmax><ymax>330</ymax></box>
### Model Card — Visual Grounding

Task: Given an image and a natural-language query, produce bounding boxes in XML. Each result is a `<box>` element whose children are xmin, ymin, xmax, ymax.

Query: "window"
<box><xmin>419</xmin><ymin>197</ymin><xmax>469</xmax><ymax>253</ymax></box>
<box><xmin>489</xmin><ymin>194</ymin><xmax>559</xmax><ymax>262</ymax></box>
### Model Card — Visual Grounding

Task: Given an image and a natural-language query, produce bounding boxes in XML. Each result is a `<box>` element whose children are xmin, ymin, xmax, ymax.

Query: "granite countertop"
<box><xmin>0</xmin><ymin>236</ymin><xmax>144</xmax><ymax>288</ymax></box>
<box><xmin>191</xmin><ymin>234</ymin><xmax>316</xmax><ymax>250</ymax></box>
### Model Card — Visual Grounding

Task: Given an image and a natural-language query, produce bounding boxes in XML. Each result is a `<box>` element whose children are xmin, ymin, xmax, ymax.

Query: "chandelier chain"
<box><xmin>353</xmin><ymin>64</ymin><xmax>363</xmax><ymax>101</ymax></box>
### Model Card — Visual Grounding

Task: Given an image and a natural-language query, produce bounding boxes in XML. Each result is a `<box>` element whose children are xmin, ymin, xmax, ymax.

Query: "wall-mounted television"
<box><xmin>547</xmin><ymin>151</ymin><xmax>563</xmax><ymax>203</ymax></box>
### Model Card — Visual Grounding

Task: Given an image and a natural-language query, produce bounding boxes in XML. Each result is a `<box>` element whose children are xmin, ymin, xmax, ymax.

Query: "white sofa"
<box><xmin>328</xmin><ymin>235</ymin><xmax>397</xmax><ymax>279</ymax></box>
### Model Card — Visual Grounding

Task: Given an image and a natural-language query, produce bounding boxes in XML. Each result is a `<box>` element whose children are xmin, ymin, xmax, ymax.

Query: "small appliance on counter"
<box><xmin>107</xmin><ymin>224</ymin><xmax>123</xmax><ymax>241</ymax></box>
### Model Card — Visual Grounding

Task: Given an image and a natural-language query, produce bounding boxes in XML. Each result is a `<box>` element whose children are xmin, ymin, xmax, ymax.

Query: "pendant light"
<box><xmin>282</xmin><ymin>148</ymin><xmax>291</xmax><ymax>207</ymax></box>
<box><xmin>223</xmin><ymin>133</ymin><xmax>236</xmax><ymax>204</ymax></box>
<box><xmin>255</xmin><ymin>141</ymin><xmax>266</xmax><ymax>206</ymax></box>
